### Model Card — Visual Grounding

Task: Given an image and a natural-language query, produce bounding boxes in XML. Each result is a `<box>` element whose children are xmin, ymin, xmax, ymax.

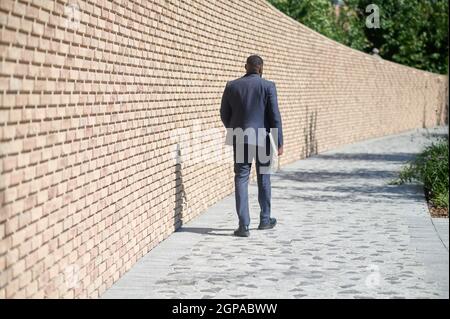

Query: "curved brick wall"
<box><xmin>0</xmin><ymin>0</ymin><xmax>447</xmax><ymax>298</ymax></box>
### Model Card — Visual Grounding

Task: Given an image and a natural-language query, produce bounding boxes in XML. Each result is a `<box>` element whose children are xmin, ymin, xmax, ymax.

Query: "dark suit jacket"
<box><xmin>220</xmin><ymin>73</ymin><xmax>283</xmax><ymax>148</ymax></box>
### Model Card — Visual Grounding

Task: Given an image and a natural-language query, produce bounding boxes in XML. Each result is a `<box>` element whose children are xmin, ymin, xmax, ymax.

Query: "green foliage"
<box><xmin>358</xmin><ymin>0</ymin><xmax>449</xmax><ymax>74</ymax></box>
<box><xmin>267</xmin><ymin>0</ymin><xmax>448</xmax><ymax>74</ymax></box>
<box><xmin>268</xmin><ymin>0</ymin><xmax>369</xmax><ymax>51</ymax></box>
<box><xmin>395</xmin><ymin>138</ymin><xmax>449</xmax><ymax>209</ymax></box>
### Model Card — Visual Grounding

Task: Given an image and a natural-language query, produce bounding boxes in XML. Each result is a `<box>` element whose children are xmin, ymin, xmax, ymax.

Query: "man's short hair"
<box><xmin>246</xmin><ymin>55</ymin><xmax>264</xmax><ymax>67</ymax></box>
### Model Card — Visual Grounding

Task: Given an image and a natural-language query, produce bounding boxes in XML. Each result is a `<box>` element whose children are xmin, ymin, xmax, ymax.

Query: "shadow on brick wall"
<box><xmin>303</xmin><ymin>107</ymin><xmax>318</xmax><ymax>158</ymax></box>
<box><xmin>174</xmin><ymin>143</ymin><xmax>186</xmax><ymax>230</ymax></box>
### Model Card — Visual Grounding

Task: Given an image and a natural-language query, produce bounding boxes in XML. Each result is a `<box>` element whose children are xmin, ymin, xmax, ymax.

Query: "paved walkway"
<box><xmin>103</xmin><ymin>127</ymin><xmax>449</xmax><ymax>299</ymax></box>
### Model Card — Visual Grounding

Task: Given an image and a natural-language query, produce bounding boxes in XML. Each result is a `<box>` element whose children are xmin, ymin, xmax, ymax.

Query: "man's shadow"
<box><xmin>173</xmin><ymin>143</ymin><xmax>184</xmax><ymax>230</ymax></box>
<box><xmin>173</xmin><ymin>143</ymin><xmax>234</xmax><ymax>237</ymax></box>
<box><xmin>177</xmin><ymin>227</ymin><xmax>234</xmax><ymax>237</ymax></box>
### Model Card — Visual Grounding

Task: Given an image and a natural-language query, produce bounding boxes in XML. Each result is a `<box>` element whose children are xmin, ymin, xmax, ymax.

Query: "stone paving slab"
<box><xmin>432</xmin><ymin>219</ymin><xmax>449</xmax><ymax>250</ymax></box>
<box><xmin>102</xmin><ymin>127</ymin><xmax>449</xmax><ymax>299</ymax></box>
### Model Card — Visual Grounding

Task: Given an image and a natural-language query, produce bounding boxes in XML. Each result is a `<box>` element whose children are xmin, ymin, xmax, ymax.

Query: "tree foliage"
<box><xmin>268</xmin><ymin>0</ymin><xmax>448</xmax><ymax>74</ymax></box>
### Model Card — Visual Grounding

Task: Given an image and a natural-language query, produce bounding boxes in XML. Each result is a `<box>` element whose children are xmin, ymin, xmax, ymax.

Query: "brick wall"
<box><xmin>0</xmin><ymin>0</ymin><xmax>447</xmax><ymax>298</ymax></box>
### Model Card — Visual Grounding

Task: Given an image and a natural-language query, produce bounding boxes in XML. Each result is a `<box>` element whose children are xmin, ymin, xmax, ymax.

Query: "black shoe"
<box><xmin>258</xmin><ymin>218</ymin><xmax>277</xmax><ymax>230</ymax></box>
<box><xmin>234</xmin><ymin>225</ymin><xmax>250</xmax><ymax>237</ymax></box>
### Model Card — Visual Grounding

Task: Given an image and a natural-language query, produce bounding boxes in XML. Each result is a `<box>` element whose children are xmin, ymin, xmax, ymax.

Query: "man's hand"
<box><xmin>278</xmin><ymin>146</ymin><xmax>283</xmax><ymax>156</ymax></box>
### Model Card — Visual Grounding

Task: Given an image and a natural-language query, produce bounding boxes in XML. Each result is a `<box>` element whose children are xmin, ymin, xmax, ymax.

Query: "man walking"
<box><xmin>220</xmin><ymin>55</ymin><xmax>284</xmax><ymax>237</ymax></box>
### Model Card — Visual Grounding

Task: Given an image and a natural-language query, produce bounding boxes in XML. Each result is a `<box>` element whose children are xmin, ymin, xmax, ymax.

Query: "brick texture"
<box><xmin>0</xmin><ymin>0</ymin><xmax>448</xmax><ymax>298</ymax></box>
